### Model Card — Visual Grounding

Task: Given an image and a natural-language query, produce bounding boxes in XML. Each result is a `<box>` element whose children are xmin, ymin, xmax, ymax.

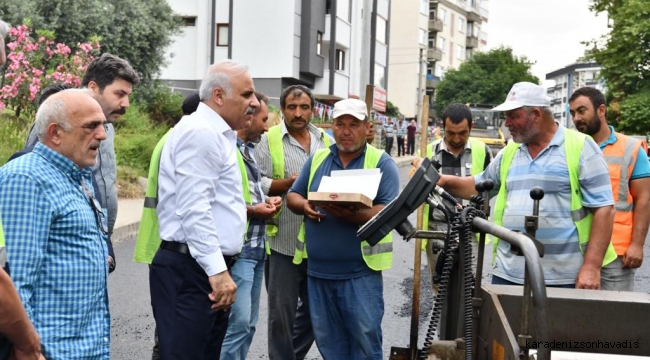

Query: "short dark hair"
<box><xmin>81</xmin><ymin>53</ymin><xmax>140</xmax><ymax>90</ymax></box>
<box><xmin>37</xmin><ymin>83</ymin><xmax>74</xmax><ymax>108</ymax></box>
<box><xmin>181</xmin><ymin>92</ymin><xmax>201</xmax><ymax>115</ymax></box>
<box><xmin>569</xmin><ymin>87</ymin><xmax>606</xmax><ymax>112</ymax></box>
<box><xmin>255</xmin><ymin>91</ymin><xmax>269</xmax><ymax>106</ymax></box>
<box><xmin>279</xmin><ymin>85</ymin><xmax>314</xmax><ymax>109</ymax></box>
<box><xmin>441</xmin><ymin>103</ymin><xmax>473</xmax><ymax>128</ymax></box>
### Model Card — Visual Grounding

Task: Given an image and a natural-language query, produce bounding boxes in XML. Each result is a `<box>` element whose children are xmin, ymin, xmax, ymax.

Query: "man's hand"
<box><xmin>252</xmin><ymin>202</ymin><xmax>278</xmax><ymax>220</ymax></box>
<box><xmin>108</xmin><ymin>256</ymin><xmax>115</xmax><ymax>272</ymax></box>
<box><xmin>11</xmin><ymin>347</ymin><xmax>45</xmax><ymax>360</ymax></box>
<box><xmin>319</xmin><ymin>204</ymin><xmax>358</xmax><ymax>221</ymax></box>
<box><xmin>575</xmin><ymin>266</ymin><xmax>601</xmax><ymax>290</ymax></box>
<box><xmin>208</xmin><ymin>270</ymin><xmax>237</xmax><ymax>312</ymax></box>
<box><xmin>267</xmin><ymin>196</ymin><xmax>282</xmax><ymax>208</ymax></box>
<box><xmin>303</xmin><ymin>201</ymin><xmax>325</xmax><ymax>222</ymax></box>
<box><xmin>623</xmin><ymin>243</ymin><xmax>644</xmax><ymax>268</ymax></box>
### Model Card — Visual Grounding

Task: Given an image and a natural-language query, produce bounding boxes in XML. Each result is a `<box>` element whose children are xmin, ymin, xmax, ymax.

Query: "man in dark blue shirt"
<box><xmin>287</xmin><ymin>99</ymin><xmax>399</xmax><ymax>360</ymax></box>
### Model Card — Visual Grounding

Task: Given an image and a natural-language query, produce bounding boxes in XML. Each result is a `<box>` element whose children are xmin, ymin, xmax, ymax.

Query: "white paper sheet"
<box><xmin>316</xmin><ymin>169</ymin><xmax>382</xmax><ymax>200</ymax></box>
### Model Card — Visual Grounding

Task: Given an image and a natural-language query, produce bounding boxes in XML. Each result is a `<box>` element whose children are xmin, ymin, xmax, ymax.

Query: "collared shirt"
<box><xmin>0</xmin><ymin>143</ymin><xmax>110</xmax><ymax>359</ymax></box>
<box><xmin>475</xmin><ymin>126</ymin><xmax>614</xmax><ymax>285</ymax></box>
<box><xmin>26</xmin><ymin>123</ymin><xmax>118</xmax><ymax>235</ymax></box>
<box><xmin>256</xmin><ymin>121</ymin><xmax>333</xmax><ymax>256</ymax></box>
<box><xmin>600</xmin><ymin>126</ymin><xmax>650</xmax><ymax>180</ymax></box>
<box><xmin>157</xmin><ymin>103</ymin><xmax>246</xmax><ymax>276</ymax></box>
<box><xmin>289</xmin><ymin>144</ymin><xmax>400</xmax><ymax>279</ymax></box>
<box><xmin>237</xmin><ymin>139</ymin><xmax>267</xmax><ymax>260</ymax></box>
<box><xmin>384</xmin><ymin>123</ymin><xmax>395</xmax><ymax>137</ymax></box>
<box><xmin>429</xmin><ymin>138</ymin><xmax>492</xmax><ymax>224</ymax></box>
<box><xmin>396</xmin><ymin>122</ymin><xmax>407</xmax><ymax>137</ymax></box>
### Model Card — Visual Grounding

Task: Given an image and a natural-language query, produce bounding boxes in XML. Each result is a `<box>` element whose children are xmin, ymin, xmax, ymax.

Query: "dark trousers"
<box><xmin>150</xmin><ymin>248</ymin><xmax>230</xmax><ymax>360</ymax></box>
<box><xmin>265</xmin><ymin>250</ymin><xmax>314</xmax><ymax>360</ymax></box>
<box><xmin>396</xmin><ymin>136</ymin><xmax>405</xmax><ymax>156</ymax></box>
<box><xmin>385</xmin><ymin>136</ymin><xmax>394</xmax><ymax>156</ymax></box>
<box><xmin>407</xmin><ymin>136</ymin><xmax>415</xmax><ymax>155</ymax></box>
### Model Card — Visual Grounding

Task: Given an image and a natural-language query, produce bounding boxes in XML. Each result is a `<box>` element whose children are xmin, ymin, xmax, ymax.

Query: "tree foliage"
<box><xmin>385</xmin><ymin>101</ymin><xmax>402</xmax><ymax>118</ymax></box>
<box><xmin>0</xmin><ymin>0</ymin><xmax>181</xmax><ymax>81</ymax></box>
<box><xmin>433</xmin><ymin>47</ymin><xmax>539</xmax><ymax>116</ymax></box>
<box><xmin>586</xmin><ymin>0</ymin><xmax>650</xmax><ymax>134</ymax></box>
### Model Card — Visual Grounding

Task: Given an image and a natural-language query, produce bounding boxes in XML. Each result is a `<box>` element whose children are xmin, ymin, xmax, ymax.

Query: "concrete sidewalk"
<box><xmin>111</xmin><ymin>154</ymin><xmax>419</xmax><ymax>244</ymax></box>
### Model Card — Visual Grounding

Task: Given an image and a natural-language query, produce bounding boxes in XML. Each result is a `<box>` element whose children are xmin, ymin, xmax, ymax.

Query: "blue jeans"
<box><xmin>220</xmin><ymin>258</ymin><xmax>265</xmax><ymax>360</ymax></box>
<box><xmin>491</xmin><ymin>275</ymin><xmax>575</xmax><ymax>289</ymax></box>
<box><xmin>308</xmin><ymin>273</ymin><xmax>384</xmax><ymax>360</ymax></box>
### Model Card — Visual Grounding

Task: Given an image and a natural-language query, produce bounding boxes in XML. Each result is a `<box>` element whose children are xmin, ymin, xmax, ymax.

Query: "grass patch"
<box><xmin>0</xmin><ymin>113</ymin><xmax>30</xmax><ymax>165</ymax></box>
<box><xmin>117</xmin><ymin>165</ymin><xmax>146</xmax><ymax>199</ymax></box>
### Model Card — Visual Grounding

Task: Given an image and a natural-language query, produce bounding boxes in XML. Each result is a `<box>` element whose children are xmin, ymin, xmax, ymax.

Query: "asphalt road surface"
<box><xmin>108</xmin><ymin>165</ymin><xmax>650</xmax><ymax>359</ymax></box>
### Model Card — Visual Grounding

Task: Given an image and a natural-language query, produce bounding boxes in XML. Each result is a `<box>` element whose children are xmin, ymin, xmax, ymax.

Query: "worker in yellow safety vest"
<box><xmin>437</xmin><ymin>82</ymin><xmax>616</xmax><ymax>289</ymax></box>
<box><xmin>569</xmin><ymin>86</ymin><xmax>650</xmax><ymax>292</ymax></box>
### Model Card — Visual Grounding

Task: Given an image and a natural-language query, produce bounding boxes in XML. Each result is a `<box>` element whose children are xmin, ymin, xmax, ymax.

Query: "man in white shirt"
<box><xmin>150</xmin><ymin>59</ymin><xmax>260</xmax><ymax>360</ymax></box>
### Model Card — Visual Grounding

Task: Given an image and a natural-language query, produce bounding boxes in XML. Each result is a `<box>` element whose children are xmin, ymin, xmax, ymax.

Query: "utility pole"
<box><xmin>416</xmin><ymin>47</ymin><xmax>426</xmax><ymax>123</ymax></box>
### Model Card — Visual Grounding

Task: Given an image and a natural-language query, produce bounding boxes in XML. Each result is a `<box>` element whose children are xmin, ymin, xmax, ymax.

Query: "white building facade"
<box><xmin>160</xmin><ymin>0</ymin><xmax>391</xmax><ymax>105</ymax></box>
<box><xmin>545</xmin><ymin>62</ymin><xmax>603</xmax><ymax>128</ymax></box>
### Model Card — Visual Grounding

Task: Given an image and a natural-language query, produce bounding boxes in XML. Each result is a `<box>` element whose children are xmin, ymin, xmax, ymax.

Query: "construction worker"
<box><xmin>569</xmin><ymin>86</ymin><xmax>650</xmax><ymax>291</ymax></box>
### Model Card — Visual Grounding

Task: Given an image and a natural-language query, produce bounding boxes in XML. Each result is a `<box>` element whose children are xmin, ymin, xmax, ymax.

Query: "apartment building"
<box><xmin>388</xmin><ymin>0</ymin><xmax>488</xmax><ymax>118</ymax></box>
<box><xmin>159</xmin><ymin>0</ymin><xmax>391</xmax><ymax>105</ymax></box>
<box><xmin>545</xmin><ymin>62</ymin><xmax>603</xmax><ymax>128</ymax></box>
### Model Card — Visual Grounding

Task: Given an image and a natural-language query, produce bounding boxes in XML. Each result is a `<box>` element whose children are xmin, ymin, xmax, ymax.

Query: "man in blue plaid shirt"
<box><xmin>0</xmin><ymin>89</ymin><xmax>111</xmax><ymax>359</ymax></box>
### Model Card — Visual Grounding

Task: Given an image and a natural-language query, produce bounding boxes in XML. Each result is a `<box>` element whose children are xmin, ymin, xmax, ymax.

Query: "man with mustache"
<box><xmin>286</xmin><ymin>98</ymin><xmax>399</xmax><ymax>359</ymax></box>
<box><xmin>0</xmin><ymin>89</ymin><xmax>111</xmax><ymax>358</ymax></box>
<box><xmin>255</xmin><ymin>85</ymin><xmax>332</xmax><ymax>360</ymax></box>
<box><xmin>220</xmin><ymin>92</ymin><xmax>282</xmax><ymax>360</ymax></box>
<box><xmin>569</xmin><ymin>86</ymin><xmax>650</xmax><ymax>291</ymax></box>
<box><xmin>437</xmin><ymin>82</ymin><xmax>616</xmax><ymax>289</ymax></box>
<box><xmin>151</xmin><ymin>60</ymin><xmax>259</xmax><ymax>360</ymax></box>
<box><xmin>26</xmin><ymin>54</ymin><xmax>140</xmax><ymax>273</ymax></box>
<box><xmin>0</xmin><ymin>18</ymin><xmax>45</xmax><ymax>360</ymax></box>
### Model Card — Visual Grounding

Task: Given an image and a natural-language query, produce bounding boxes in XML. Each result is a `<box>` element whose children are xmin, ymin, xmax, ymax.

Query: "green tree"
<box><xmin>433</xmin><ymin>47</ymin><xmax>539</xmax><ymax>115</ymax></box>
<box><xmin>385</xmin><ymin>101</ymin><xmax>402</xmax><ymax>118</ymax></box>
<box><xmin>0</xmin><ymin>0</ymin><xmax>180</xmax><ymax>81</ymax></box>
<box><xmin>586</xmin><ymin>0</ymin><xmax>650</xmax><ymax>134</ymax></box>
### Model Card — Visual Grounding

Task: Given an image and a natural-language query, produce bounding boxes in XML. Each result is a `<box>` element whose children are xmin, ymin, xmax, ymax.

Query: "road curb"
<box><xmin>112</xmin><ymin>221</ymin><xmax>140</xmax><ymax>244</ymax></box>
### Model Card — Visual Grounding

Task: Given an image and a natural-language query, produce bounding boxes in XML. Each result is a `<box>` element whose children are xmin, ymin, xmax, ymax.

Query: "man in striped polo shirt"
<box><xmin>437</xmin><ymin>82</ymin><xmax>615</xmax><ymax>289</ymax></box>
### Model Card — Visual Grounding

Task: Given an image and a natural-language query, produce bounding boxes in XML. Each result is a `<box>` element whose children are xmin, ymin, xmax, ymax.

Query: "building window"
<box><xmin>420</xmin><ymin>0</ymin><xmax>428</xmax><ymax>15</ymax></box>
<box><xmin>326</xmin><ymin>0</ymin><xmax>331</xmax><ymax>14</ymax></box>
<box><xmin>375</xmin><ymin>64</ymin><xmax>386</xmax><ymax>88</ymax></box>
<box><xmin>466</xmin><ymin>48</ymin><xmax>472</xmax><ymax>59</ymax></box>
<box><xmin>466</xmin><ymin>22</ymin><xmax>473</xmax><ymax>35</ymax></box>
<box><xmin>429</xmin><ymin>9</ymin><xmax>436</xmax><ymax>20</ymax></box>
<box><xmin>216</xmin><ymin>24</ymin><xmax>229</xmax><ymax>46</ymax></box>
<box><xmin>458</xmin><ymin>17</ymin><xmax>465</xmax><ymax>33</ymax></box>
<box><xmin>437</xmin><ymin>37</ymin><xmax>446</xmax><ymax>52</ymax></box>
<box><xmin>317</xmin><ymin>32</ymin><xmax>323</xmax><ymax>55</ymax></box>
<box><xmin>181</xmin><ymin>17</ymin><xmax>197</xmax><ymax>27</ymax></box>
<box><xmin>335</xmin><ymin>49</ymin><xmax>345</xmax><ymax>71</ymax></box>
<box><xmin>428</xmin><ymin>32</ymin><xmax>436</xmax><ymax>49</ymax></box>
<box><xmin>376</xmin><ymin>16</ymin><xmax>387</xmax><ymax>44</ymax></box>
<box><xmin>456</xmin><ymin>45</ymin><xmax>463</xmax><ymax>60</ymax></box>
<box><xmin>439</xmin><ymin>8</ymin><xmax>447</xmax><ymax>25</ymax></box>
<box><xmin>419</xmin><ymin>29</ymin><xmax>427</xmax><ymax>45</ymax></box>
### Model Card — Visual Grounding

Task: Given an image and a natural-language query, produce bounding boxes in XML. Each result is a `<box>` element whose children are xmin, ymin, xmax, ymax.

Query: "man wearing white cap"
<box><xmin>286</xmin><ymin>99</ymin><xmax>399</xmax><ymax>359</ymax></box>
<box><xmin>437</xmin><ymin>82</ymin><xmax>616</xmax><ymax>289</ymax></box>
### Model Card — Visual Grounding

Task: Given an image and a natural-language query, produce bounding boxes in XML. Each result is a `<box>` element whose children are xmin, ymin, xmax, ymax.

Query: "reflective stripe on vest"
<box><xmin>421</xmin><ymin>138</ymin><xmax>486</xmax><ymax>232</ymax></box>
<box><xmin>133</xmin><ymin>131</ymin><xmax>252</xmax><ymax>264</ymax></box>
<box><xmin>602</xmin><ymin>133</ymin><xmax>643</xmax><ymax>255</ymax></box>
<box><xmin>265</xmin><ymin>124</ymin><xmax>331</xmax><ymax>241</ymax></box>
<box><xmin>493</xmin><ymin>127</ymin><xmax>617</xmax><ymax>266</ymax></box>
<box><xmin>292</xmin><ymin>144</ymin><xmax>393</xmax><ymax>271</ymax></box>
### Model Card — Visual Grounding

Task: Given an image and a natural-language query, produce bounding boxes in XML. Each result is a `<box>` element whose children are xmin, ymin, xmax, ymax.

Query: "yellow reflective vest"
<box><xmin>292</xmin><ymin>144</ymin><xmax>393</xmax><ymax>271</ymax></box>
<box><xmin>493</xmin><ymin>128</ymin><xmax>617</xmax><ymax>266</ymax></box>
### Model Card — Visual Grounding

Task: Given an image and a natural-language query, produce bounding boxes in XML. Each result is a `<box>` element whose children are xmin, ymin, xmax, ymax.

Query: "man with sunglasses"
<box><xmin>0</xmin><ymin>89</ymin><xmax>111</xmax><ymax>359</ymax></box>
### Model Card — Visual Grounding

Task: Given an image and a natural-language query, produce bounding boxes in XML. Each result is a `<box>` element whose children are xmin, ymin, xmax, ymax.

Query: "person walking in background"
<box><xmin>396</xmin><ymin>118</ymin><xmax>406</xmax><ymax>156</ymax></box>
<box><xmin>220</xmin><ymin>92</ymin><xmax>282</xmax><ymax>359</ymax></box>
<box><xmin>0</xmin><ymin>89</ymin><xmax>111</xmax><ymax>358</ymax></box>
<box><xmin>150</xmin><ymin>60</ymin><xmax>259</xmax><ymax>360</ymax></box>
<box><xmin>407</xmin><ymin>120</ymin><xmax>417</xmax><ymax>155</ymax></box>
<box><xmin>569</xmin><ymin>86</ymin><xmax>650</xmax><ymax>291</ymax></box>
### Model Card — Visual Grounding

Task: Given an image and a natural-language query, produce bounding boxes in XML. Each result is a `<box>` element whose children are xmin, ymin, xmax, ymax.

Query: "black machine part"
<box><xmin>357</xmin><ymin>158</ymin><xmax>440</xmax><ymax>245</ymax></box>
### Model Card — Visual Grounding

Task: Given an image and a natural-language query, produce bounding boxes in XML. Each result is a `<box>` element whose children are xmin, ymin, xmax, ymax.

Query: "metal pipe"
<box><xmin>471</xmin><ymin>217</ymin><xmax>550</xmax><ymax>360</ymax></box>
<box><xmin>328</xmin><ymin>0</ymin><xmax>337</xmax><ymax>95</ymax></box>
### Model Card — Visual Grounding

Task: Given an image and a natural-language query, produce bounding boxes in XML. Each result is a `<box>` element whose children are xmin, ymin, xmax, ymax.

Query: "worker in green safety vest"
<box><xmin>436</xmin><ymin>82</ymin><xmax>616</xmax><ymax>290</ymax></box>
<box><xmin>412</xmin><ymin>103</ymin><xmax>492</xmax><ymax>285</ymax></box>
<box><xmin>286</xmin><ymin>98</ymin><xmax>399</xmax><ymax>359</ymax></box>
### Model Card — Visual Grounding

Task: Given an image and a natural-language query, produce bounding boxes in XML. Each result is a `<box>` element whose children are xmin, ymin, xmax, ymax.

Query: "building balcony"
<box><xmin>426</xmin><ymin>74</ymin><xmax>441</xmax><ymax>89</ymax></box>
<box><xmin>551</xmin><ymin>98</ymin><xmax>561</xmax><ymax>105</ymax></box>
<box><xmin>428</xmin><ymin>19</ymin><xmax>443</xmax><ymax>32</ymax></box>
<box><xmin>554</xmin><ymin>112</ymin><xmax>562</xmax><ymax>120</ymax></box>
<box><xmin>466</xmin><ymin>35</ymin><xmax>479</xmax><ymax>48</ymax></box>
<box><xmin>466</xmin><ymin>7</ymin><xmax>482</xmax><ymax>23</ymax></box>
<box><xmin>547</xmin><ymin>87</ymin><xmax>555</xmax><ymax>94</ymax></box>
<box><xmin>427</xmin><ymin>48</ymin><xmax>443</xmax><ymax>62</ymax></box>
<box><xmin>554</xmin><ymin>84</ymin><xmax>562</xmax><ymax>90</ymax></box>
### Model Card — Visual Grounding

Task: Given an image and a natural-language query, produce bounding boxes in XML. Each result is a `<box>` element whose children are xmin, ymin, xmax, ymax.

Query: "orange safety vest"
<box><xmin>602</xmin><ymin>132</ymin><xmax>647</xmax><ymax>255</ymax></box>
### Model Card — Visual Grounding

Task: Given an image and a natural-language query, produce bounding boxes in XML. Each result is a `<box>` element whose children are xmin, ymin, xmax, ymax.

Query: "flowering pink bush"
<box><xmin>0</xmin><ymin>23</ymin><xmax>100</xmax><ymax>117</ymax></box>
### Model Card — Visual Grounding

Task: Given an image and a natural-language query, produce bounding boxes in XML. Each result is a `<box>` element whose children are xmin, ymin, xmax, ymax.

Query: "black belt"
<box><xmin>160</xmin><ymin>241</ymin><xmax>238</xmax><ymax>269</ymax></box>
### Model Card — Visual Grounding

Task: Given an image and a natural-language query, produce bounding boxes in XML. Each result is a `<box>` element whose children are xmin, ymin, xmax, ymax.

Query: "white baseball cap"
<box><xmin>492</xmin><ymin>82</ymin><xmax>551</xmax><ymax>111</ymax></box>
<box><xmin>332</xmin><ymin>99</ymin><xmax>368</xmax><ymax>121</ymax></box>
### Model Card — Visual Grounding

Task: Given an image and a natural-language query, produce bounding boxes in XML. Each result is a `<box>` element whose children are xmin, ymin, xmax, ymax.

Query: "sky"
<box><xmin>484</xmin><ymin>0</ymin><xmax>610</xmax><ymax>87</ymax></box>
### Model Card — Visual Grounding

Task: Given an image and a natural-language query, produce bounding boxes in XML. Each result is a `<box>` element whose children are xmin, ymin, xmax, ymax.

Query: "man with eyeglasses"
<box><xmin>0</xmin><ymin>89</ymin><xmax>112</xmax><ymax>359</ymax></box>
